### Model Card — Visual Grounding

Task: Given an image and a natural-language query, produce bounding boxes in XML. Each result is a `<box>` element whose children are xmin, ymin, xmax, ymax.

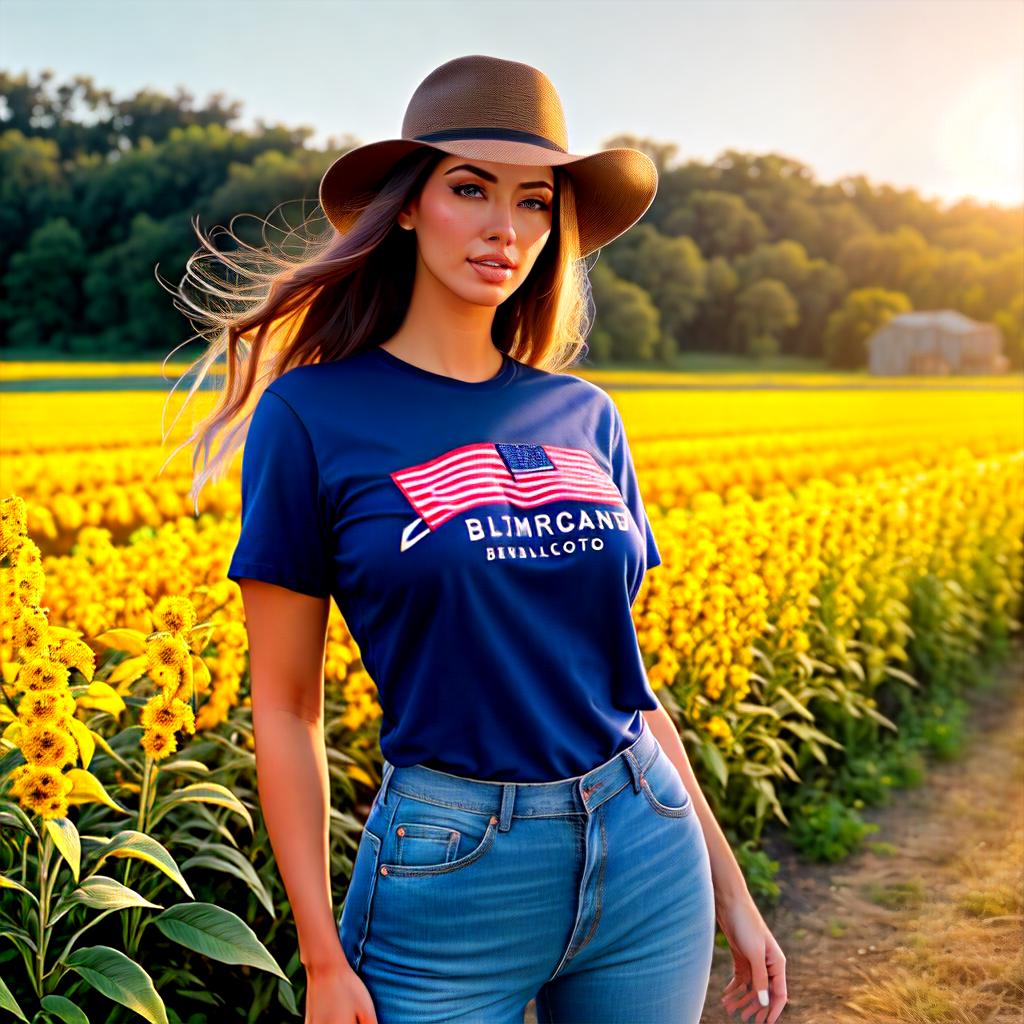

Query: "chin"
<box><xmin>451</xmin><ymin>281</ymin><xmax>511</xmax><ymax>306</ymax></box>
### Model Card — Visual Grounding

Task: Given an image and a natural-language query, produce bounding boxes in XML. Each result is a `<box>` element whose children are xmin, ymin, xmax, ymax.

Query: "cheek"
<box><xmin>420</xmin><ymin>191</ymin><xmax>470</xmax><ymax>235</ymax></box>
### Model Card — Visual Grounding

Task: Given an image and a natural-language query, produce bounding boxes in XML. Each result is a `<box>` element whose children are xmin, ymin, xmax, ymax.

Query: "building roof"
<box><xmin>887</xmin><ymin>310</ymin><xmax>984</xmax><ymax>334</ymax></box>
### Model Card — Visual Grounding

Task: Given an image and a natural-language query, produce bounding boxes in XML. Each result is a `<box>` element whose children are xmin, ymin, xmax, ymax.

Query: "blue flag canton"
<box><xmin>495</xmin><ymin>442</ymin><xmax>556</xmax><ymax>476</ymax></box>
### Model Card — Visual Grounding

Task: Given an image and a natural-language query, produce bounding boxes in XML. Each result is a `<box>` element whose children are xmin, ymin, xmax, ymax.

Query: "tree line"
<box><xmin>1</xmin><ymin>70</ymin><xmax>1021</xmax><ymax>369</ymax></box>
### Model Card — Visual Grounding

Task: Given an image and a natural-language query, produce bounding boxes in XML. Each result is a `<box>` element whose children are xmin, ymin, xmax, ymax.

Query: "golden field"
<box><xmin>2</xmin><ymin>363</ymin><xmax>1022</xmax><ymax>1022</ymax></box>
<box><xmin>2</xmin><ymin>372</ymin><xmax>1021</xmax><ymax>796</ymax></box>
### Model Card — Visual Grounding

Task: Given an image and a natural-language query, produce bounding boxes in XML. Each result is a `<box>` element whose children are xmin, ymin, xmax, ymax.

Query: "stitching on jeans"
<box><xmin>389</xmin><ymin>780</ymin><xmax>635</xmax><ymax>818</ymax></box>
<box><xmin>576</xmin><ymin>808</ymin><xmax>607</xmax><ymax>952</ymax></box>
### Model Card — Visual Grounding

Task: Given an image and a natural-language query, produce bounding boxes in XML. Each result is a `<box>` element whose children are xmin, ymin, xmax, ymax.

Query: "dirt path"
<box><xmin>700</xmin><ymin>650</ymin><xmax>1024</xmax><ymax>1024</ymax></box>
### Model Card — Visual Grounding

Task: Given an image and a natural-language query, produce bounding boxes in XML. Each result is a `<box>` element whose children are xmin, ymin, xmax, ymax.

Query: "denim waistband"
<box><xmin>376</xmin><ymin>717</ymin><xmax>662</xmax><ymax>828</ymax></box>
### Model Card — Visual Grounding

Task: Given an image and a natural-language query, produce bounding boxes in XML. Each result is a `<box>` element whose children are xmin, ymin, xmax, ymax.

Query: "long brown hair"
<box><xmin>161</xmin><ymin>147</ymin><xmax>595</xmax><ymax>515</ymax></box>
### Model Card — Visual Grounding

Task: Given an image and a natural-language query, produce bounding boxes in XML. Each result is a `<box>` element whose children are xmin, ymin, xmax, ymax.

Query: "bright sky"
<box><xmin>3</xmin><ymin>0</ymin><xmax>1022</xmax><ymax>208</ymax></box>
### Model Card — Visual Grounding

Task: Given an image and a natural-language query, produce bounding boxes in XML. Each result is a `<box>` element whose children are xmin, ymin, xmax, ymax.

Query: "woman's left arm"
<box><xmin>642</xmin><ymin>704</ymin><xmax>789</xmax><ymax>1023</ymax></box>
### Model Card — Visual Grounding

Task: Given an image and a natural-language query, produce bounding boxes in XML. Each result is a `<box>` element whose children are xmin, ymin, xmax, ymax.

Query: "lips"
<box><xmin>467</xmin><ymin>259</ymin><xmax>514</xmax><ymax>283</ymax></box>
<box><xmin>469</xmin><ymin>255</ymin><xmax>516</xmax><ymax>269</ymax></box>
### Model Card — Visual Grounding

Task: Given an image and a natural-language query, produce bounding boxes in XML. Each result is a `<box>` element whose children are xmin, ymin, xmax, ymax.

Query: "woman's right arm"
<box><xmin>238</xmin><ymin>578</ymin><xmax>378</xmax><ymax>1023</ymax></box>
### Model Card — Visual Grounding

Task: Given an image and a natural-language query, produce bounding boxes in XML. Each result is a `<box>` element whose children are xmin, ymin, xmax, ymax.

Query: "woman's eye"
<box><xmin>451</xmin><ymin>183</ymin><xmax>549</xmax><ymax>211</ymax></box>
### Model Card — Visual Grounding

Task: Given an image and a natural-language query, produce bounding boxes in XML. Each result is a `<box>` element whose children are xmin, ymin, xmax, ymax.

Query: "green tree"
<box><xmin>663</xmin><ymin>189</ymin><xmax>767</xmax><ymax>260</ymax></box>
<box><xmin>0</xmin><ymin>217</ymin><xmax>86</xmax><ymax>350</ymax></box>
<box><xmin>602</xmin><ymin>224</ymin><xmax>707</xmax><ymax>343</ymax></box>
<box><xmin>587</xmin><ymin>260</ymin><xmax>661</xmax><ymax>364</ymax></box>
<box><xmin>0</xmin><ymin>131</ymin><xmax>70</xmax><ymax>282</ymax></box>
<box><xmin>994</xmin><ymin>293</ymin><xmax>1023</xmax><ymax>371</ymax></box>
<box><xmin>731</xmin><ymin>278</ymin><xmax>799</xmax><ymax>358</ymax></box>
<box><xmin>823</xmin><ymin>287</ymin><xmax>912</xmax><ymax>370</ymax></box>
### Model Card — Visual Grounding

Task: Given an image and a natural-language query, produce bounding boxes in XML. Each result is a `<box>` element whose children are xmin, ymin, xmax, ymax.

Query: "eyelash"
<box><xmin>451</xmin><ymin>183</ymin><xmax>550</xmax><ymax>211</ymax></box>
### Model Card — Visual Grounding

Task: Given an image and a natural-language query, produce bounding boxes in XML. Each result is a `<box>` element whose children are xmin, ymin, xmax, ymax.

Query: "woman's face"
<box><xmin>399</xmin><ymin>155</ymin><xmax>555</xmax><ymax>305</ymax></box>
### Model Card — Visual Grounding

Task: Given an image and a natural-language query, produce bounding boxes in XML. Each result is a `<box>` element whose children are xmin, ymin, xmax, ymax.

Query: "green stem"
<box><xmin>123</xmin><ymin>756</ymin><xmax>155</xmax><ymax>958</ymax></box>
<box><xmin>34</xmin><ymin>830</ymin><xmax>52</xmax><ymax>998</ymax></box>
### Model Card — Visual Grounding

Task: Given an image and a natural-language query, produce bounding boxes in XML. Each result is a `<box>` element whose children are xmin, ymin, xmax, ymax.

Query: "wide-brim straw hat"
<box><xmin>318</xmin><ymin>54</ymin><xmax>658</xmax><ymax>259</ymax></box>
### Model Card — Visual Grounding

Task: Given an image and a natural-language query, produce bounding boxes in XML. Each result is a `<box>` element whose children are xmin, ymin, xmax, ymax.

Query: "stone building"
<box><xmin>867</xmin><ymin>310</ymin><xmax>1008</xmax><ymax>375</ymax></box>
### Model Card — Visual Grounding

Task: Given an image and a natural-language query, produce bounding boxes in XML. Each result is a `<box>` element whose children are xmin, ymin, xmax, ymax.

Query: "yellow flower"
<box><xmin>140</xmin><ymin>695</ymin><xmax>195</xmax><ymax>736</ymax></box>
<box><xmin>47</xmin><ymin>635</ymin><xmax>97</xmax><ymax>680</ymax></box>
<box><xmin>153</xmin><ymin>596</ymin><xmax>197</xmax><ymax>635</ymax></box>
<box><xmin>11</xmin><ymin>605</ymin><xmax>50</xmax><ymax>654</ymax></box>
<box><xmin>140</xmin><ymin>727</ymin><xmax>178</xmax><ymax>761</ymax></box>
<box><xmin>19</xmin><ymin>723</ymin><xmax>78</xmax><ymax>769</ymax></box>
<box><xmin>10</xmin><ymin>766</ymin><xmax>74</xmax><ymax>818</ymax></box>
<box><xmin>18</xmin><ymin>688</ymin><xmax>77</xmax><ymax>727</ymax></box>
<box><xmin>0</xmin><ymin>495</ymin><xmax>28</xmax><ymax>556</ymax></box>
<box><xmin>8</xmin><ymin>764</ymin><xmax>74</xmax><ymax>820</ymax></box>
<box><xmin>17</xmin><ymin>657</ymin><xmax>71</xmax><ymax>694</ymax></box>
<box><xmin>705</xmin><ymin>715</ymin><xmax>734</xmax><ymax>744</ymax></box>
<box><xmin>146</xmin><ymin>634</ymin><xmax>190</xmax><ymax>690</ymax></box>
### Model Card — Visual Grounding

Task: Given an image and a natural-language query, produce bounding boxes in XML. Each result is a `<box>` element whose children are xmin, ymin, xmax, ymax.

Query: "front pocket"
<box><xmin>379</xmin><ymin>795</ymin><xmax>500</xmax><ymax>878</ymax></box>
<box><xmin>639</xmin><ymin>748</ymin><xmax>694</xmax><ymax>818</ymax></box>
<box><xmin>338</xmin><ymin>828</ymin><xmax>382</xmax><ymax>970</ymax></box>
<box><xmin>394</xmin><ymin>821</ymin><xmax>461</xmax><ymax>867</ymax></box>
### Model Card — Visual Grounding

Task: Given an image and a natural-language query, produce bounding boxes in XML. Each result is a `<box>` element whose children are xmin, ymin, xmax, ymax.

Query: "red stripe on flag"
<box><xmin>390</xmin><ymin>442</ymin><xmax>623</xmax><ymax>531</ymax></box>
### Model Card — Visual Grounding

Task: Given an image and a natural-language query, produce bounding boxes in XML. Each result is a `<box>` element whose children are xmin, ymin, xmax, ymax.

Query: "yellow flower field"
<box><xmin>2</xmin><ymin>371</ymin><xmax>1022</xmax><ymax>835</ymax></box>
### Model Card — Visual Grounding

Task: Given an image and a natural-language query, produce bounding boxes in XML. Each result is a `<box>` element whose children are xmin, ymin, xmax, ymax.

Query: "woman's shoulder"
<box><xmin>518</xmin><ymin>357</ymin><xmax>612</xmax><ymax>408</ymax></box>
<box><xmin>266</xmin><ymin>349</ymin><xmax>375</xmax><ymax>400</ymax></box>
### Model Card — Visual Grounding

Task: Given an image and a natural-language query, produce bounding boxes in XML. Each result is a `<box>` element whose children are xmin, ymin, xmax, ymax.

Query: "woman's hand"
<box><xmin>716</xmin><ymin>890</ymin><xmax>788</xmax><ymax>1023</ymax></box>
<box><xmin>304</xmin><ymin>956</ymin><xmax>379</xmax><ymax>1024</ymax></box>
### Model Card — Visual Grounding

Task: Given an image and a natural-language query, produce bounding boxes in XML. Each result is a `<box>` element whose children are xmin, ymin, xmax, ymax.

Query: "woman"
<box><xmin>185</xmin><ymin>54</ymin><xmax>786</xmax><ymax>1024</ymax></box>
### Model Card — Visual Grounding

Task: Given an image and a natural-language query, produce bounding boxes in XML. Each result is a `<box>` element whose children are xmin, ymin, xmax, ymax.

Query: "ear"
<box><xmin>397</xmin><ymin>200</ymin><xmax>418</xmax><ymax>231</ymax></box>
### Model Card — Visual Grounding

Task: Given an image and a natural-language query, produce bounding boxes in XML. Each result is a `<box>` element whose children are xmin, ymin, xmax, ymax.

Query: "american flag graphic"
<box><xmin>390</xmin><ymin>441</ymin><xmax>624</xmax><ymax>534</ymax></box>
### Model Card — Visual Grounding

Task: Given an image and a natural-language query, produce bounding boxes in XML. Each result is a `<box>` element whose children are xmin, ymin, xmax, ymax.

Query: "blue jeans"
<box><xmin>337</xmin><ymin>716</ymin><xmax>715</xmax><ymax>1023</ymax></box>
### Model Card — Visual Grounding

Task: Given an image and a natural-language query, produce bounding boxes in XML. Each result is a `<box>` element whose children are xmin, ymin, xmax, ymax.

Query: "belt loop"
<box><xmin>497</xmin><ymin>783</ymin><xmax>515</xmax><ymax>832</ymax></box>
<box><xmin>379</xmin><ymin>760</ymin><xmax>396</xmax><ymax>805</ymax></box>
<box><xmin>623</xmin><ymin>748</ymin><xmax>644</xmax><ymax>794</ymax></box>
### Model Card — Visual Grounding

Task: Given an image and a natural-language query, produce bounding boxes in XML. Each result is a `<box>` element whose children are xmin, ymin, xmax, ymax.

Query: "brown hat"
<box><xmin>318</xmin><ymin>54</ymin><xmax>659</xmax><ymax>259</ymax></box>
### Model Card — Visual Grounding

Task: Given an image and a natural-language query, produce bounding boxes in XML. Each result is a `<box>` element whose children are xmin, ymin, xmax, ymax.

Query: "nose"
<box><xmin>486</xmin><ymin>208</ymin><xmax>517</xmax><ymax>247</ymax></box>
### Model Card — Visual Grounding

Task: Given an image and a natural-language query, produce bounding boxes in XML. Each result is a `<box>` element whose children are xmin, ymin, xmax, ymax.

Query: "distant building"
<box><xmin>867</xmin><ymin>310</ymin><xmax>1008</xmax><ymax>375</ymax></box>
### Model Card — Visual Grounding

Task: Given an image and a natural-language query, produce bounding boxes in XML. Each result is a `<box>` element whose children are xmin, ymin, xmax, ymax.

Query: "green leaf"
<box><xmin>774</xmin><ymin>684</ymin><xmax>815</xmax><ymax>722</ymax></box>
<box><xmin>863</xmin><ymin>703</ymin><xmax>899</xmax><ymax>732</ymax></box>
<box><xmin>0</xmin><ymin>924</ymin><xmax>38</xmax><ymax>955</ymax></box>
<box><xmin>39</xmin><ymin>993</ymin><xmax>91</xmax><ymax>1024</ymax></box>
<box><xmin>51</xmin><ymin>875</ymin><xmax>163</xmax><ymax>924</ymax></box>
<box><xmin>148</xmin><ymin>783</ymin><xmax>253</xmax><ymax>832</ymax></box>
<box><xmin>733</xmin><ymin>701</ymin><xmax>780</xmax><ymax>719</ymax></box>
<box><xmin>882</xmin><ymin>665</ymin><xmax>921</xmax><ymax>687</ymax></box>
<box><xmin>45</xmin><ymin>817</ymin><xmax>82</xmax><ymax>883</ymax></box>
<box><xmin>0</xmin><ymin>799</ymin><xmax>38</xmax><ymax>839</ymax></box>
<box><xmin>0</xmin><ymin>873</ymin><xmax>38</xmax><ymax>904</ymax></box>
<box><xmin>0</xmin><ymin>973</ymin><xmax>29</xmax><ymax>1022</ymax></box>
<box><xmin>751</xmin><ymin>776</ymin><xmax>789</xmax><ymax>826</ymax></box>
<box><xmin>160</xmin><ymin>759</ymin><xmax>210</xmax><ymax>775</ymax></box>
<box><xmin>92</xmin><ymin>830</ymin><xmax>194</xmax><ymax>899</ymax></box>
<box><xmin>177</xmin><ymin>849</ymin><xmax>274</xmax><ymax>915</ymax></box>
<box><xmin>64</xmin><ymin>945</ymin><xmax>168</xmax><ymax>1024</ymax></box>
<box><xmin>152</xmin><ymin>902</ymin><xmax>288</xmax><ymax>981</ymax></box>
<box><xmin>701</xmin><ymin>740</ymin><xmax>729</xmax><ymax>788</ymax></box>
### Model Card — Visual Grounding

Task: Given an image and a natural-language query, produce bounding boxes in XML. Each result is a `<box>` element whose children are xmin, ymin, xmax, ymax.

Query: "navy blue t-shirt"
<box><xmin>227</xmin><ymin>344</ymin><xmax>663</xmax><ymax>782</ymax></box>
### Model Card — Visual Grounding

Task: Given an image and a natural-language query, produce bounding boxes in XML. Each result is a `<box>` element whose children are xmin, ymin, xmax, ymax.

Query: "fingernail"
<box><xmin>758</xmin><ymin>989</ymin><xmax>769</xmax><ymax>1007</ymax></box>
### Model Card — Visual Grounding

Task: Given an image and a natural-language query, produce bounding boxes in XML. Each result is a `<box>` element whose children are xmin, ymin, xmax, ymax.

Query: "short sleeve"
<box><xmin>608</xmin><ymin>400</ymin><xmax>662</xmax><ymax>570</ymax></box>
<box><xmin>226</xmin><ymin>389</ymin><xmax>334</xmax><ymax>598</ymax></box>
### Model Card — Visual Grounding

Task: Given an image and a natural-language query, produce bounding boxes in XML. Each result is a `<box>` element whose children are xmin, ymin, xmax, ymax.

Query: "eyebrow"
<box><xmin>444</xmin><ymin>163</ymin><xmax>554</xmax><ymax>193</ymax></box>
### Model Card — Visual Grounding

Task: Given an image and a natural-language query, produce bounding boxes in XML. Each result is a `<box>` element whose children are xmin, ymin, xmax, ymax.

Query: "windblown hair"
<box><xmin>160</xmin><ymin>147</ymin><xmax>596</xmax><ymax>515</ymax></box>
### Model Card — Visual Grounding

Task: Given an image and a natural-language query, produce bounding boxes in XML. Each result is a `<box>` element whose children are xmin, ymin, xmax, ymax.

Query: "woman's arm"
<box><xmin>641</xmin><ymin>704</ymin><xmax>748</xmax><ymax>908</ymax></box>
<box><xmin>643</xmin><ymin>703</ymin><xmax>788</xmax><ymax>1017</ymax></box>
<box><xmin>239</xmin><ymin>579</ymin><xmax>351</xmax><ymax>972</ymax></box>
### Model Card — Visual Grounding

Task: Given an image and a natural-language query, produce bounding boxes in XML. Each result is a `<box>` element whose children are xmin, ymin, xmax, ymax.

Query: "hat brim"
<box><xmin>318</xmin><ymin>138</ymin><xmax>657</xmax><ymax>258</ymax></box>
